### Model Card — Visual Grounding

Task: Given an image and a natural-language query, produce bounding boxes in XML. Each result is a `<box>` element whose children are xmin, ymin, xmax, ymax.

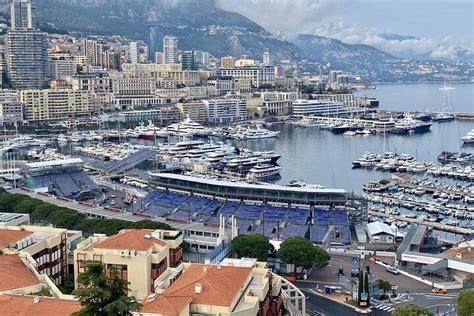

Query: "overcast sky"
<box><xmin>217</xmin><ymin>0</ymin><xmax>473</xmax><ymax>58</ymax></box>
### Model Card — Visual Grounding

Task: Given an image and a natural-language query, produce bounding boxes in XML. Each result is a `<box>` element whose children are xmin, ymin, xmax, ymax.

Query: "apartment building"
<box><xmin>203</xmin><ymin>97</ymin><xmax>247</xmax><ymax>124</ymax></box>
<box><xmin>74</xmin><ymin>229</ymin><xmax>184</xmax><ymax>300</ymax></box>
<box><xmin>138</xmin><ymin>259</ymin><xmax>285</xmax><ymax>316</ymax></box>
<box><xmin>0</xmin><ymin>225</ymin><xmax>68</xmax><ymax>285</ymax></box>
<box><xmin>248</xmin><ymin>91</ymin><xmax>298</xmax><ymax>117</ymax></box>
<box><xmin>219</xmin><ymin>66</ymin><xmax>275</xmax><ymax>88</ymax></box>
<box><xmin>48</xmin><ymin>56</ymin><xmax>76</xmax><ymax>80</ymax></box>
<box><xmin>112</xmin><ymin>77</ymin><xmax>157</xmax><ymax>97</ymax></box>
<box><xmin>19</xmin><ymin>89</ymin><xmax>96</xmax><ymax>122</ymax></box>
<box><xmin>176</xmin><ymin>101</ymin><xmax>208</xmax><ymax>124</ymax></box>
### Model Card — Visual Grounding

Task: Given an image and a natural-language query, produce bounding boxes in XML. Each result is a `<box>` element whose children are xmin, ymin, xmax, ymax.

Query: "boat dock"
<box><xmin>398</xmin><ymin>182</ymin><xmax>465</xmax><ymax>196</ymax></box>
<box><xmin>368</xmin><ymin>210</ymin><xmax>474</xmax><ymax>235</ymax></box>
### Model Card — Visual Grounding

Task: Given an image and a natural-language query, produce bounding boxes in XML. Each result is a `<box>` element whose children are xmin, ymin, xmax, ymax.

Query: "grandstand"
<box><xmin>134</xmin><ymin>189</ymin><xmax>350</xmax><ymax>243</ymax></box>
<box><xmin>28</xmin><ymin>170</ymin><xmax>97</xmax><ymax>199</ymax></box>
<box><xmin>310</xmin><ymin>209</ymin><xmax>351</xmax><ymax>245</ymax></box>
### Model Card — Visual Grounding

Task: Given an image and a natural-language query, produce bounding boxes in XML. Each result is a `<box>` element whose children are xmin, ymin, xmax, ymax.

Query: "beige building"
<box><xmin>247</xmin><ymin>91</ymin><xmax>298</xmax><ymax>118</ymax></box>
<box><xmin>122</xmin><ymin>63</ymin><xmax>209</xmax><ymax>87</ymax></box>
<box><xmin>74</xmin><ymin>229</ymin><xmax>184</xmax><ymax>300</ymax></box>
<box><xmin>0</xmin><ymin>226</ymin><xmax>68</xmax><ymax>285</ymax></box>
<box><xmin>138</xmin><ymin>259</ymin><xmax>285</xmax><ymax>316</ymax></box>
<box><xmin>176</xmin><ymin>101</ymin><xmax>208</xmax><ymax>124</ymax></box>
<box><xmin>19</xmin><ymin>89</ymin><xmax>96</xmax><ymax>122</ymax></box>
<box><xmin>220</xmin><ymin>56</ymin><xmax>235</xmax><ymax>69</ymax></box>
<box><xmin>112</xmin><ymin>77</ymin><xmax>157</xmax><ymax>97</ymax></box>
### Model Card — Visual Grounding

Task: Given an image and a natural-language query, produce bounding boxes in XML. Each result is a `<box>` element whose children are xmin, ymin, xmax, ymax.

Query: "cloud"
<box><xmin>312</xmin><ymin>22</ymin><xmax>472</xmax><ymax>61</ymax></box>
<box><xmin>216</xmin><ymin>0</ymin><xmax>351</xmax><ymax>38</ymax></box>
<box><xmin>216</xmin><ymin>0</ymin><xmax>472</xmax><ymax>61</ymax></box>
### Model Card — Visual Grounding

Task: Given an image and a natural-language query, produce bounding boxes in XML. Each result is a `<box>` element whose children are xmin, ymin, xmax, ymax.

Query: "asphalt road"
<box><xmin>299</xmin><ymin>286</ymin><xmax>391</xmax><ymax>316</ymax></box>
<box><xmin>303</xmin><ymin>254</ymin><xmax>459</xmax><ymax>315</ymax></box>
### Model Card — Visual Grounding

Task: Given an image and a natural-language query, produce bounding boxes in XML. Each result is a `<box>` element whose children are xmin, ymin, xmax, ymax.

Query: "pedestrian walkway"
<box><xmin>374</xmin><ymin>303</ymin><xmax>395</xmax><ymax>313</ymax></box>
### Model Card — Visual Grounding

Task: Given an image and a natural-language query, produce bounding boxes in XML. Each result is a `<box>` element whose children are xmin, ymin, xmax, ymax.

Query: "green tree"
<box><xmin>74</xmin><ymin>261</ymin><xmax>141</xmax><ymax>316</ymax></box>
<box><xmin>231</xmin><ymin>234</ymin><xmax>273</xmax><ymax>261</ymax></box>
<box><xmin>277</xmin><ymin>236</ymin><xmax>330</xmax><ymax>275</ymax></box>
<box><xmin>458</xmin><ymin>288</ymin><xmax>474</xmax><ymax>316</ymax></box>
<box><xmin>378</xmin><ymin>279</ymin><xmax>391</xmax><ymax>298</ymax></box>
<box><xmin>392</xmin><ymin>304</ymin><xmax>433</xmax><ymax>316</ymax></box>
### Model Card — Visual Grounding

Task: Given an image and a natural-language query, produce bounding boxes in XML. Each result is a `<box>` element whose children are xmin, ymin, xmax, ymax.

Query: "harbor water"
<box><xmin>244</xmin><ymin>83</ymin><xmax>474</xmax><ymax>193</ymax></box>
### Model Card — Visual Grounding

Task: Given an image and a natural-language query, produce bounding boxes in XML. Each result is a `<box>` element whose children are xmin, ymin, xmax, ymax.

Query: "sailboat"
<box><xmin>439</xmin><ymin>79</ymin><xmax>456</xmax><ymax>91</ymax></box>
<box><xmin>433</xmin><ymin>79</ymin><xmax>455</xmax><ymax>122</ymax></box>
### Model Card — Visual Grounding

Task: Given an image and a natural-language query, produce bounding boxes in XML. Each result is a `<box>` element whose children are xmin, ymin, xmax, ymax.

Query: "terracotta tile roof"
<box><xmin>0</xmin><ymin>229</ymin><xmax>32</xmax><ymax>248</ymax></box>
<box><xmin>141</xmin><ymin>295</ymin><xmax>192</xmax><ymax>315</ymax></box>
<box><xmin>164</xmin><ymin>264</ymin><xmax>252</xmax><ymax>306</ymax></box>
<box><xmin>0</xmin><ymin>294</ymin><xmax>81</xmax><ymax>316</ymax></box>
<box><xmin>0</xmin><ymin>255</ymin><xmax>38</xmax><ymax>291</ymax></box>
<box><xmin>93</xmin><ymin>229</ymin><xmax>167</xmax><ymax>251</ymax></box>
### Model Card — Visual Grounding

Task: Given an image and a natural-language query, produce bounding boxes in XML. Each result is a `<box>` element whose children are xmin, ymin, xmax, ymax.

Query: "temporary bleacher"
<box><xmin>105</xmin><ymin>149</ymin><xmax>156</xmax><ymax>174</ymax></box>
<box><xmin>30</xmin><ymin>170</ymin><xmax>96</xmax><ymax>198</ymax></box>
<box><xmin>280</xmin><ymin>224</ymin><xmax>309</xmax><ymax>239</ymax></box>
<box><xmin>310</xmin><ymin>209</ymin><xmax>351</xmax><ymax>245</ymax></box>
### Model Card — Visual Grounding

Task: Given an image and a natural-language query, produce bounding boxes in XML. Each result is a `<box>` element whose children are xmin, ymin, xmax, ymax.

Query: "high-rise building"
<box><xmin>163</xmin><ymin>35</ymin><xmax>178</xmax><ymax>64</ymax></box>
<box><xmin>181</xmin><ymin>50</ymin><xmax>196</xmax><ymax>70</ymax></box>
<box><xmin>10</xmin><ymin>0</ymin><xmax>33</xmax><ymax>30</ymax></box>
<box><xmin>147</xmin><ymin>23</ymin><xmax>163</xmax><ymax>62</ymax></box>
<box><xmin>129</xmin><ymin>41</ymin><xmax>138</xmax><ymax>64</ymax></box>
<box><xmin>263</xmin><ymin>51</ymin><xmax>272</xmax><ymax>66</ymax></box>
<box><xmin>6</xmin><ymin>0</ymin><xmax>48</xmax><ymax>89</ymax></box>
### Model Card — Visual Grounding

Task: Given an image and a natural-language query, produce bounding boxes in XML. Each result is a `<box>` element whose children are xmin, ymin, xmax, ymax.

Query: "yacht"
<box><xmin>241</xmin><ymin>125</ymin><xmax>280</xmax><ymax>139</ymax></box>
<box><xmin>393</xmin><ymin>116</ymin><xmax>432</xmax><ymax>134</ymax></box>
<box><xmin>462</xmin><ymin>129</ymin><xmax>474</xmax><ymax>145</ymax></box>
<box><xmin>292</xmin><ymin>118</ymin><xmax>319</xmax><ymax>127</ymax></box>
<box><xmin>131</xmin><ymin>121</ymin><xmax>168</xmax><ymax>140</ymax></box>
<box><xmin>432</xmin><ymin>113</ymin><xmax>454</xmax><ymax>122</ymax></box>
<box><xmin>246</xmin><ymin>164</ymin><xmax>282</xmax><ymax>180</ymax></box>
<box><xmin>167</xmin><ymin>116</ymin><xmax>211</xmax><ymax>136</ymax></box>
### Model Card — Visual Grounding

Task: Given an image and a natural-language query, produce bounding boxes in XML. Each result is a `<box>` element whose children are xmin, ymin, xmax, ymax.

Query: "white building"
<box><xmin>312</xmin><ymin>93</ymin><xmax>356</xmax><ymax>107</ymax></box>
<box><xmin>48</xmin><ymin>57</ymin><xmax>76</xmax><ymax>80</ymax></box>
<box><xmin>292</xmin><ymin>99</ymin><xmax>345</xmax><ymax>117</ymax></box>
<box><xmin>163</xmin><ymin>35</ymin><xmax>178</xmax><ymax>64</ymax></box>
<box><xmin>203</xmin><ymin>97</ymin><xmax>247</xmax><ymax>124</ymax></box>
<box><xmin>129</xmin><ymin>41</ymin><xmax>138</xmax><ymax>64</ymax></box>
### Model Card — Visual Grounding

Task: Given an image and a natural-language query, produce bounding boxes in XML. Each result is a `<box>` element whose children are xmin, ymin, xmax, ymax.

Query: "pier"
<box><xmin>368</xmin><ymin>210</ymin><xmax>474</xmax><ymax>235</ymax></box>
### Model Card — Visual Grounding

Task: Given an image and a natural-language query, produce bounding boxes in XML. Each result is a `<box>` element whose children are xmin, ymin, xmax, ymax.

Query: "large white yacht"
<box><xmin>462</xmin><ymin>129</ymin><xmax>474</xmax><ymax>144</ymax></box>
<box><xmin>167</xmin><ymin>116</ymin><xmax>211</xmax><ymax>136</ymax></box>
<box><xmin>246</xmin><ymin>164</ymin><xmax>282</xmax><ymax>179</ymax></box>
<box><xmin>236</xmin><ymin>125</ymin><xmax>280</xmax><ymax>140</ymax></box>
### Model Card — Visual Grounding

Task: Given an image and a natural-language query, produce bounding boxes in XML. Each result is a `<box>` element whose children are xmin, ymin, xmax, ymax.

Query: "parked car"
<box><xmin>386</xmin><ymin>266</ymin><xmax>400</xmax><ymax>275</ymax></box>
<box><xmin>432</xmin><ymin>288</ymin><xmax>448</xmax><ymax>294</ymax></box>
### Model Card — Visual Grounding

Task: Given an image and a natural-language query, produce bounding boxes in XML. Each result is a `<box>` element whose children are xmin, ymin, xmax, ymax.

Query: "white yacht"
<box><xmin>135</xmin><ymin>121</ymin><xmax>168</xmax><ymax>140</ymax></box>
<box><xmin>246</xmin><ymin>164</ymin><xmax>282</xmax><ymax>179</ymax></box>
<box><xmin>167</xmin><ymin>116</ymin><xmax>211</xmax><ymax>136</ymax></box>
<box><xmin>462</xmin><ymin>129</ymin><xmax>474</xmax><ymax>144</ymax></box>
<box><xmin>241</xmin><ymin>125</ymin><xmax>280</xmax><ymax>139</ymax></box>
